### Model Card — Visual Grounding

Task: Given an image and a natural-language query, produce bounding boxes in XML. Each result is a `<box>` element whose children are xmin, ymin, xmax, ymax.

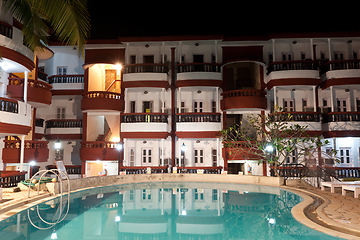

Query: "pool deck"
<box><xmin>1</xmin><ymin>175</ymin><xmax>360</xmax><ymax>239</ymax></box>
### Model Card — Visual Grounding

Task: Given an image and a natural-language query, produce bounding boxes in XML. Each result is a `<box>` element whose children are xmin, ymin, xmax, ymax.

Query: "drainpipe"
<box><xmin>171</xmin><ymin>47</ymin><xmax>176</xmax><ymax>171</ymax></box>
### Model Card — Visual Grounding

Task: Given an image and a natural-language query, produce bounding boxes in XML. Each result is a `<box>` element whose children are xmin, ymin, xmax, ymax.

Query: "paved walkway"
<box><xmin>1</xmin><ymin>182</ymin><xmax>360</xmax><ymax>239</ymax></box>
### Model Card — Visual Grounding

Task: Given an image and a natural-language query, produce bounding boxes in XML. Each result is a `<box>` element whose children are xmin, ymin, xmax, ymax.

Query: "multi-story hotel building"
<box><xmin>1</xmin><ymin>11</ymin><xmax>360</xmax><ymax>178</ymax></box>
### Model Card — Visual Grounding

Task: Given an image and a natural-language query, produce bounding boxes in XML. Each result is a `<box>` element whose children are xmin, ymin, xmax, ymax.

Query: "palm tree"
<box><xmin>1</xmin><ymin>0</ymin><xmax>90</xmax><ymax>55</ymax></box>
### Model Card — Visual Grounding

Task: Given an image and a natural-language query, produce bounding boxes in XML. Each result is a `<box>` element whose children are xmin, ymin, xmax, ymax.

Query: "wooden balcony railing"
<box><xmin>176</xmin><ymin>166</ymin><xmax>223</xmax><ymax>174</ymax></box>
<box><xmin>4</xmin><ymin>140</ymin><xmax>48</xmax><ymax>149</ymax></box>
<box><xmin>323</xmin><ymin>167</ymin><xmax>360</xmax><ymax>179</ymax></box>
<box><xmin>45</xmin><ymin>119</ymin><xmax>83</xmax><ymax>128</ymax></box>
<box><xmin>269</xmin><ymin>112</ymin><xmax>321</xmax><ymax>122</ymax></box>
<box><xmin>0</xmin><ymin>21</ymin><xmax>12</xmax><ymax>39</ymax></box>
<box><xmin>321</xmin><ymin>59</ymin><xmax>360</xmax><ymax>74</ymax></box>
<box><xmin>38</xmin><ymin>70</ymin><xmax>48</xmax><ymax>81</ymax></box>
<box><xmin>122</xmin><ymin>113</ymin><xmax>168</xmax><ymax>123</ymax></box>
<box><xmin>35</xmin><ymin>118</ymin><xmax>44</xmax><ymax>127</ymax></box>
<box><xmin>0</xmin><ymin>171</ymin><xmax>27</xmax><ymax>188</ymax></box>
<box><xmin>122</xmin><ymin>166</ymin><xmax>168</xmax><ymax>174</ymax></box>
<box><xmin>81</xmin><ymin>141</ymin><xmax>119</xmax><ymax>149</ymax></box>
<box><xmin>81</xmin><ymin>91</ymin><xmax>124</xmax><ymax>112</ymax></box>
<box><xmin>0</xmin><ymin>97</ymin><xmax>18</xmax><ymax>114</ymax></box>
<box><xmin>8</xmin><ymin>76</ymin><xmax>52</xmax><ymax>91</ymax></box>
<box><xmin>47</xmin><ymin>74</ymin><xmax>84</xmax><ymax>84</ymax></box>
<box><xmin>176</xmin><ymin>113</ymin><xmax>221</xmax><ymax>123</ymax></box>
<box><xmin>123</xmin><ymin>63</ymin><xmax>168</xmax><ymax>74</ymax></box>
<box><xmin>322</xmin><ymin>112</ymin><xmax>360</xmax><ymax>123</ymax></box>
<box><xmin>45</xmin><ymin>165</ymin><xmax>81</xmax><ymax>175</ymax></box>
<box><xmin>177</xmin><ymin>63</ymin><xmax>221</xmax><ymax>73</ymax></box>
<box><xmin>267</xmin><ymin>60</ymin><xmax>319</xmax><ymax>74</ymax></box>
<box><xmin>222</xmin><ymin>89</ymin><xmax>266</xmax><ymax>99</ymax></box>
<box><xmin>82</xmin><ymin>91</ymin><xmax>123</xmax><ymax>100</ymax></box>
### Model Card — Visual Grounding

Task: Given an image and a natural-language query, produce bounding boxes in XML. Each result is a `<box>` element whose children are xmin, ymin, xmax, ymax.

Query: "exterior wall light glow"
<box><xmin>55</xmin><ymin>139</ymin><xmax>61</xmax><ymax>149</ymax></box>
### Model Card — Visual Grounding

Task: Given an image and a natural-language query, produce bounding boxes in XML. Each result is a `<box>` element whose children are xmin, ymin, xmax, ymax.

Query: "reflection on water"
<box><xmin>0</xmin><ymin>182</ymin><xmax>342</xmax><ymax>240</ymax></box>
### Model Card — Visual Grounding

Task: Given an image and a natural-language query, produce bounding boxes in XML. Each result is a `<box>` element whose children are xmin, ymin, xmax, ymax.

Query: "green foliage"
<box><xmin>220</xmin><ymin>106</ymin><xmax>336</xmax><ymax>177</ymax></box>
<box><xmin>1</xmin><ymin>0</ymin><xmax>90</xmax><ymax>56</ymax></box>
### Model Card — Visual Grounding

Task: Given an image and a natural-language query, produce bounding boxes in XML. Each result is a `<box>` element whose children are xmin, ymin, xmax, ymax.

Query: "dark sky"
<box><xmin>88</xmin><ymin>1</ymin><xmax>360</xmax><ymax>39</ymax></box>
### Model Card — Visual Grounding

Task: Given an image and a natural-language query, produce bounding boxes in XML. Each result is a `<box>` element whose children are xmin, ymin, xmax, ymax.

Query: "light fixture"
<box><xmin>143</xmin><ymin>140</ymin><xmax>147</xmax><ymax>144</ymax></box>
<box><xmin>144</xmin><ymin>91</ymin><xmax>148</xmax><ymax>94</ymax></box>
<box><xmin>181</xmin><ymin>210</ymin><xmax>187</xmax><ymax>215</ymax></box>
<box><xmin>292</xmin><ymin>41</ymin><xmax>297</xmax><ymax>44</ymax></box>
<box><xmin>265</xmin><ymin>144</ymin><xmax>274</xmax><ymax>153</ymax></box>
<box><xmin>116</xmin><ymin>143</ymin><xmax>123</xmax><ymax>151</ymax></box>
<box><xmin>54</xmin><ymin>139</ymin><xmax>61</xmax><ymax>149</ymax></box>
<box><xmin>268</xmin><ymin>218</ymin><xmax>276</xmax><ymax>225</ymax></box>
<box><xmin>115</xmin><ymin>216</ymin><xmax>121</xmax><ymax>222</ymax></box>
<box><xmin>29</xmin><ymin>161</ymin><xmax>36</xmax><ymax>166</ymax></box>
<box><xmin>145</xmin><ymin>44</ymin><xmax>149</xmax><ymax>48</ymax></box>
<box><xmin>51</xmin><ymin>232</ymin><xmax>58</xmax><ymax>239</ymax></box>
<box><xmin>345</xmin><ymin>89</ymin><xmax>350</xmax><ymax>92</ymax></box>
<box><xmin>181</xmin><ymin>143</ymin><xmax>186</xmax><ymax>152</ymax></box>
<box><xmin>195</xmin><ymin>43</ymin><xmax>199</xmax><ymax>46</ymax></box>
<box><xmin>197</xmin><ymin>90</ymin><xmax>201</xmax><ymax>94</ymax></box>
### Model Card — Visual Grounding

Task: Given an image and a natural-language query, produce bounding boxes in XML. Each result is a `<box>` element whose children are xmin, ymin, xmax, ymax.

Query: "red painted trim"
<box><xmin>32</xmin><ymin>108</ymin><xmax>36</xmax><ymax>140</ymax></box>
<box><xmin>52</xmin><ymin>90</ymin><xmax>83</xmax><ymax>95</ymax></box>
<box><xmin>0</xmin><ymin>46</ymin><xmax>34</xmax><ymax>71</ymax></box>
<box><xmin>0</xmin><ymin>122</ymin><xmax>31</xmax><ymax>135</ymax></box>
<box><xmin>176</xmin><ymin>80</ymin><xmax>222</xmax><ymax>88</ymax></box>
<box><xmin>118</xmin><ymin>35</ymin><xmax>223</xmax><ymax>43</ymax></box>
<box><xmin>323</xmin><ymin>131</ymin><xmax>360</xmax><ymax>138</ymax></box>
<box><xmin>122</xmin><ymin>80</ymin><xmax>170</xmax><ymax>89</ymax></box>
<box><xmin>84</xmin><ymin>49</ymin><xmax>125</xmax><ymax>68</ymax></box>
<box><xmin>176</xmin><ymin>131</ymin><xmax>220</xmax><ymax>138</ymax></box>
<box><xmin>82</xmin><ymin>112</ymin><xmax>87</xmax><ymax>141</ymax></box>
<box><xmin>81</xmin><ymin>91</ymin><xmax>124</xmax><ymax>112</ymax></box>
<box><xmin>121</xmin><ymin>132</ymin><xmax>169</xmax><ymax>139</ymax></box>
<box><xmin>320</xmin><ymin>78</ymin><xmax>360</xmax><ymax>90</ymax></box>
<box><xmin>267</xmin><ymin>78</ymin><xmax>321</xmax><ymax>90</ymax></box>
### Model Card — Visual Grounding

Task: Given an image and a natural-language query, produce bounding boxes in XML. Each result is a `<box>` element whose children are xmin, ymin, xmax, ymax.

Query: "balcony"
<box><xmin>175</xmin><ymin>113</ymin><xmax>221</xmax><ymax>138</ymax></box>
<box><xmin>2</xmin><ymin>140</ymin><xmax>49</xmax><ymax>163</ymax></box>
<box><xmin>221</xmin><ymin>89</ymin><xmax>267</xmax><ymax>111</ymax></box>
<box><xmin>0</xmin><ymin>21</ymin><xmax>12</xmax><ymax>39</ymax></box>
<box><xmin>322</xmin><ymin>112</ymin><xmax>360</xmax><ymax>132</ymax></box>
<box><xmin>269</xmin><ymin>112</ymin><xmax>322</xmax><ymax>131</ymax></box>
<box><xmin>122</xmin><ymin>64</ymin><xmax>169</xmax><ymax>88</ymax></box>
<box><xmin>321</xmin><ymin>60</ymin><xmax>360</xmax><ymax>85</ymax></box>
<box><xmin>266</xmin><ymin>61</ymin><xmax>319</xmax><ymax>84</ymax></box>
<box><xmin>45</xmin><ymin>119</ymin><xmax>83</xmax><ymax>140</ymax></box>
<box><xmin>81</xmin><ymin>91</ymin><xmax>124</xmax><ymax>112</ymax></box>
<box><xmin>0</xmin><ymin>97</ymin><xmax>32</xmax><ymax>136</ymax></box>
<box><xmin>223</xmin><ymin>142</ymin><xmax>261</xmax><ymax>161</ymax></box>
<box><xmin>177</xmin><ymin>63</ymin><xmax>222</xmax><ymax>87</ymax></box>
<box><xmin>80</xmin><ymin>141</ymin><xmax>119</xmax><ymax>161</ymax></box>
<box><xmin>7</xmin><ymin>75</ymin><xmax>52</xmax><ymax>107</ymax></box>
<box><xmin>34</xmin><ymin>118</ymin><xmax>45</xmax><ymax>139</ymax></box>
<box><xmin>47</xmin><ymin>74</ymin><xmax>84</xmax><ymax>92</ymax></box>
<box><xmin>121</xmin><ymin>113</ymin><xmax>169</xmax><ymax>138</ymax></box>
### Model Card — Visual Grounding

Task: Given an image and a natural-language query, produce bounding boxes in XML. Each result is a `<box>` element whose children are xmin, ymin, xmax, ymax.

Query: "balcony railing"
<box><xmin>0</xmin><ymin>97</ymin><xmax>18</xmax><ymax>114</ymax></box>
<box><xmin>46</xmin><ymin>119</ymin><xmax>83</xmax><ymax>128</ymax></box>
<box><xmin>0</xmin><ymin>21</ymin><xmax>12</xmax><ymax>38</ymax></box>
<box><xmin>123</xmin><ymin>64</ymin><xmax>168</xmax><ymax>74</ymax></box>
<box><xmin>4</xmin><ymin>140</ymin><xmax>48</xmax><ymax>150</ymax></box>
<box><xmin>83</xmin><ymin>91</ymin><xmax>123</xmax><ymax>100</ymax></box>
<box><xmin>176</xmin><ymin>113</ymin><xmax>221</xmax><ymax>123</ymax></box>
<box><xmin>322</xmin><ymin>112</ymin><xmax>360</xmax><ymax>123</ymax></box>
<box><xmin>8</xmin><ymin>76</ymin><xmax>52</xmax><ymax>91</ymax></box>
<box><xmin>122</xmin><ymin>113</ymin><xmax>168</xmax><ymax>123</ymax></box>
<box><xmin>81</xmin><ymin>91</ymin><xmax>124</xmax><ymax>112</ymax></box>
<box><xmin>177</xmin><ymin>63</ymin><xmax>221</xmax><ymax>73</ymax></box>
<box><xmin>267</xmin><ymin>60</ymin><xmax>319</xmax><ymax>74</ymax></box>
<box><xmin>48</xmin><ymin>74</ymin><xmax>84</xmax><ymax>84</ymax></box>
<box><xmin>323</xmin><ymin>167</ymin><xmax>360</xmax><ymax>178</ymax></box>
<box><xmin>81</xmin><ymin>141</ymin><xmax>119</xmax><ymax>149</ymax></box>
<box><xmin>222</xmin><ymin>89</ymin><xmax>266</xmax><ymax>99</ymax></box>
<box><xmin>321</xmin><ymin>59</ymin><xmax>360</xmax><ymax>74</ymax></box>
<box><xmin>122</xmin><ymin>166</ymin><xmax>168</xmax><ymax>174</ymax></box>
<box><xmin>269</xmin><ymin>112</ymin><xmax>321</xmax><ymax>122</ymax></box>
<box><xmin>0</xmin><ymin>171</ymin><xmax>26</xmax><ymax>188</ymax></box>
<box><xmin>36</xmin><ymin>118</ymin><xmax>44</xmax><ymax>127</ymax></box>
<box><xmin>176</xmin><ymin>166</ymin><xmax>223</xmax><ymax>174</ymax></box>
<box><xmin>45</xmin><ymin>165</ymin><xmax>81</xmax><ymax>175</ymax></box>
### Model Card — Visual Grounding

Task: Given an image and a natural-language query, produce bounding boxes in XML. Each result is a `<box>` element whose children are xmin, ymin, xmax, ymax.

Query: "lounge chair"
<box><xmin>320</xmin><ymin>181</ymin><xmax>360</xmax><ymax>193</ymax></box>
<box><xmin>342</xmin><ymin>185</ymin><xmax>360</xmax><ymax>198</ymax></box>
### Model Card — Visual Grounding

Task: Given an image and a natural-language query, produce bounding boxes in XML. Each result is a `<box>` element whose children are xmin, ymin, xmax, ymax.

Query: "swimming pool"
<box><xmin>0</xmin><ymin>182</ymin><xmax>343</xmax><ymax>240</ymax></box>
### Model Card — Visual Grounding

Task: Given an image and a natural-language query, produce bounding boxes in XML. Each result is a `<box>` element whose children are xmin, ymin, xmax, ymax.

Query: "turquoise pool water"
<box><xmin>0</xmin><ymin>182</ymin><xmax>343</xmax><ymax>240</ymax></box>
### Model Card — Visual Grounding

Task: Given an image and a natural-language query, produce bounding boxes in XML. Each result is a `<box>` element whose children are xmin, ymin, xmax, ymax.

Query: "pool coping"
<box><xmin>1</xmin><ymin>174</ymin><xmax>360</xmax><ymax>239</ymax></box>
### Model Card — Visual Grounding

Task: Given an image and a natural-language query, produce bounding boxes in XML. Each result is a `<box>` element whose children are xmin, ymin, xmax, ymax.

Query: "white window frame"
<box><xmin>56</xmin><ymin>107</ymin><xmax>65</xmax><ymax>119</ymax></box>
<box><xmin>194</xmin><ymin>148</ymin><xmax>204</xmax><ymax>166</ymax></box>
<box><xmin>339</xmin><ymin>147</ymin><xmax>351</xmax><ymax>164</ymax></box>
<box><xmin>57</xmin><ymin>66</ymin><xmax>67</xmax><ymax>75</ymax></box>
<box><xmin>212</xmin><ymin>148</ymin><xmax>217</xmax><ymax>167</ymax></box>
<box><xmin>281</xmin><ymin>52</ymin><xmax>293</xmax><ymax>61</ymax></box>
<box><xmin>193</xmin><ymin>101</ymin><xmax>204</xmax><ymax>113</ymax></box>
<box><xmin>142</xmin><ymin>148</ymin><xmax>152</xmax><ymax>165</ymax></box>
<box><xmin>283</xmin><ymin>99</ymin><xmax>294</xmax><ymax>112</ymax></box>
<box><xmin>337</xmin><ymin>98</ymin><xmax>348</xmax><ymax>112</ymax></box>
<box><xmin>129</xmin><ymin>148</ymin><xmax>135</xmax><ymax>166</ymax></box>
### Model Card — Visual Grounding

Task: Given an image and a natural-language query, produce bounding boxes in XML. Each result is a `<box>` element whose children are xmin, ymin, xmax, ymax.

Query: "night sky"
<box><xmin>87</xmin><ymin>1</ymin><xmax>360</xmax><ymax>39</ymax></box>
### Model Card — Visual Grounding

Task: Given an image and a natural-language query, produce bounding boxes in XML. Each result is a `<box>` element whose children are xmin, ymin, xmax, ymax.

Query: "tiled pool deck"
<box><xmin>1</xmin><ymin>175</ymin><xmax>360</xmax><ymax>239</ymax></box>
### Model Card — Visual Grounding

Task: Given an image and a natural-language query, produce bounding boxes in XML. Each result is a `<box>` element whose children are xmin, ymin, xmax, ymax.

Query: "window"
<box><xmin>55</xmin><ymin>149</ymin><xmax>64</xmax><ymax>161</ymax></box>
<box><xmin>194</xmin><ymin>101</ymin><xmax>203</xmax><ymax>113</ymax></box>
<box><xmin>282</xmin><ymin>52</ymin><xmax>293</xmax><ymax>61</ymax></box>
<box><xmin>57</xmin><ymin>107</ymin><xmax>65</xmax><ymax>119</ymax></box>
<box><xmin>301</xmin><ymin>52</ymin><xmax>306</xmax><ymax>60</ymax></box>
<box><xmin>142</xmin><ymin>148</ymin><xmax>152</xmax><ymax>164</ymax></box>
<box><xmin>194</xmin><ymin>189</ymin><xmax>204</xmax><ymax>201</ymax></box>
<box><xmin>57</xmin><ymin>66</ymin><xmax>67</xmax><ymax>75</ymax></box>
<box><xmin>130</xmin><ymin>101</ymin><xmax>136</xmax><ymax>113</ymax></box>
<box><xmin>142</xmin><ymin>189</ymin><xmax>151</xmax><ymax>200</ymax></box>
<box><xmin>334</xmin><ymin>52</ymin><xmax>344</xmax><ymax>60</ymax></box>
<box><xmin>283</xmin><ymin>99</ymin><xmax>294</xmax><ymax>112</ymax></box>
<box><xmin>337</xmin><ymin>99</ymin><xmax>347</xmax><ymax>112</ymax></box>
<box><xmin>194</xmin><ymin>149</ymin><xmax>204</xmax><ymax>165</ymax></box>
<box><xmin>212</xmin><ymin>189</ymin><xmax>218</xmax><ymax>201</ymax></box>
<box><xmin>268</xmin><ymin>53</ymin><xmax>273</xmax><ymax>64</ymax></box>
<box><xmin>180</xmin><ymin>101</ymin><xmax>186</xmax><ymax>113</ymax></box>
<box><xmin>129</xmin><ymin>148</ymin><xmax>135</xmax><ymax>166</ymax></box>
<box><xmin>212</xmin><ymin>101</ymin><xmax>216</xmax><ymax>113</ymax></box>
<box><xmin>356</xmin><ymin>99</ymin><xmax>360</xmax><ymax>112</ymax></box>
<box><xmin>353</xmin><ymin>51</ymin><xmax>358</xmax><ymax>59</ymax></box>
<box><xmin>130</xmin><ymin>55</ymin><xmax>136</xmax><ymax>64</ymax></box>
<box><xmin>286</xmin><ymin>149</ymin><xmax>297</xmax><ymax>164</ymax></box>
<box><xmin>212</xmin><ymin>149</ymin><xmax>217</xmax><ymax>167</ymax></box>
<box><xmin>143</xmin><ymin>101</ymin><xmax>153</xmax><ymax>113</ymax></box>
<box><xmin>302</xmin><ymin>99</ymin><xmax>308</xmax><ymax>111</ymax></box>
<box><xmin>339</xmin><ymin>148</ymin><xmax>351</xmax><ymax>164</ymax></box>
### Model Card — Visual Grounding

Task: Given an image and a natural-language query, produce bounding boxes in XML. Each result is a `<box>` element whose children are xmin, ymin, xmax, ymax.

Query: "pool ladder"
<box><xmin>28</xmin><ymin>169</ymin><xmax>70</xmax><ymax>198</ymax></box>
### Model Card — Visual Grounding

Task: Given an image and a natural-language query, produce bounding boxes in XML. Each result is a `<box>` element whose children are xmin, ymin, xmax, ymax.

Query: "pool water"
<box><xmin>0</xmin><ymin>182</ymin><xmax>343</xmax><ymax>240</ymax></box>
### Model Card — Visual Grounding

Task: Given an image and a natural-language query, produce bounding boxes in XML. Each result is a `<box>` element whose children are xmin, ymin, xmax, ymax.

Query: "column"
<box><xmin>23</xmin><ymin>71</ymin><xmax>28</xmax><ymax>103</ymax></box>
<box><xmin>312</xmin><ymin>86</ymin><xmax>317</xmax><ymax>112</ymax></box>
<box><xmin>310</xmin><ymin>39</ymin><xmax>314</xmax><ymax>60</ymax></box>
<box><xmin>19</xmin><ymin>135</ymin><xmax>25</xmax><ymax>172</ymax></box>
<box><xmin>328</xmin><ymin>38</ymin><xmax>332</xmax><ymax>70</ymax></box>
<box><xmin>273</xmin><ymin>86</ymin><xmax>277</xmax><ymax>107</ymax></box>
<box><xmin>123</xmin><ymin>138</ymin><xmax>127</xmax><ymax>166</ymax></box>
<box><xmin>216</xmin><ymin>87</ymin><xmax>219</xmax><ymax>112</ymax></box>
<box><xmin>272</xmin><ymin>39</ymin><xmax>276</xmax><ymax>62</ymax></box>
<box><xmin>125</xmin><ymin>43</ymin><xmax>130</xmax><ymax>64</ymax></box>
<box><xmin>162</xmin><ymin>42</ymin><xmax>165</xmax><ymax>63</ymax></box>
<box><xmin>161</xmin><ymin>139</ymin><xmax>164</xmax><ymax>166</ymax></box>
<box><xmin>216</xmin><ymin>138</ymin><xmax>220</xmax><ymax>167</ymax></box>
<box><xmin>124</xmin><ymin>88</ymin><xmax>128</xmax><ymax>113</ymax></box>
<box><xmin>330</xmin><ymin>86</ymin><xmax>334</xmax><ymax>112</ymax></box>
<box><xmin>214</xmin><ymin>40</ymin><xmax>218</xmax><ymax>63</ymax></box>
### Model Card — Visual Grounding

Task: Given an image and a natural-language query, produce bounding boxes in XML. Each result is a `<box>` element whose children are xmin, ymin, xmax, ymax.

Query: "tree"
<box><xmin>1</xmin><ymin>0</ymin><xmax>90</xmax><ymax>55</ymax></box>
<box><xmin>220</xmin><ymin>107</ymin><xmax>337</xmax><ymax>177</ymax></box>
